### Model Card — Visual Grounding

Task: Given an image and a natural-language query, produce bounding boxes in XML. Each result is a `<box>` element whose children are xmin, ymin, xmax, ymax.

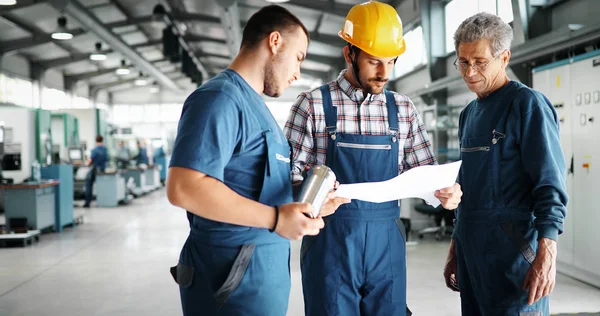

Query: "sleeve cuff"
<box><xmin>537</xmin><ymin>225</ymin><xmax>559</xmax><ymax>241</ymax></box>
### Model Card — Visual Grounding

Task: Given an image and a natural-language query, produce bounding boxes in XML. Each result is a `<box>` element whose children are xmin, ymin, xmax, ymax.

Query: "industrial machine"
<box><xmin>37</xmin><ymin>109</ymin><xmax>53</xmax><ymax>167</ymax></box>
<box><xmin>51</xmin><ymin>113</ymin><xmax>80</xmax><ymax>163</ymax></box>
<box><xmin>67</xmin><ymin>145</ymin><xmax>88</xmax><ymax>200</ymax></box>
<box><xmin>0</xmin><ymin>107</ymin><xmax>37</xmax><ymax>184</ymax></box>
<box><xmin>0</xmin><ymin>122</ymin><xmax>5</xmax><ymax>184</ymax></box>
<box><xmin>532</xmin><ymin>48</ymin><xmax>600</xmax><ymax>288</ymax></box>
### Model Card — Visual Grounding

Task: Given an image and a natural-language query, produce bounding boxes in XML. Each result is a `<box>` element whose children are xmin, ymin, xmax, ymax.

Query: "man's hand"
<box><xmin>443</xmin><ymin>238</ymin><xmax>460</xmax><ymax>292</ymax></box>
<box><xmin>276</xmin><ymin>203</ymin><xmax>325</xmax><ymax>240</ymax></box>
<box><xmin>434</xmin><ymin>183</ymin><xmax>462</xmax><ymax>210</ymax></box>
<box><xmin>319</xmin><ymin>181</ymin><xmax>351</xmax><ymax>217</ymax></box>
<box><xmin>523</xmin><ymin>238</ymin><xmax>557</xmax><ymax>305</ymax></box>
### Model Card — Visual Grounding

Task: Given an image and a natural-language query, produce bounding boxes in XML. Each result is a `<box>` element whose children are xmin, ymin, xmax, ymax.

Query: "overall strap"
<box><xmin>320</xmin><ymin>84</ymin><xmax>337</xmax><ymax>140</ymax></box>
<box><xmin>320</xmin><ymin>84</ymin><xmax>337</xmax><ymax>165</ymax></box>
<box><xmin>385</xmin><ymin>90</ymin><xmax>399</xmax><ymax>140</ymax></box>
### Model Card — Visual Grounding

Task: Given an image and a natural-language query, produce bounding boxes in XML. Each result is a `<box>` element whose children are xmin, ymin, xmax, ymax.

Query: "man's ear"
<box><xmin>502</xmin><ymin>50</ymin><xmax>511</xmax><ymax>68</ymax></box>
<box><xmin>343</xmin><ymin>45</ymin><xmax>352</xmax><ymax>64</ymax></box>
<box><xmin>267</xmin><ymin>31</ymin><xmax>283</xmax><ymax>55</ymax></box>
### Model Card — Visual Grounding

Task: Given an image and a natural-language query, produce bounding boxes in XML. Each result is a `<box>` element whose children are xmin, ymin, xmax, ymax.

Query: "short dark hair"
<box><xmin>241</xmin><ymin>5</ymin><xmax>309</xmax><ymax>49</ymax></box>
<box><xmin>96</xmin><ymin>135</ymin><xmax>103</xmax><ymax>143</ymax></box>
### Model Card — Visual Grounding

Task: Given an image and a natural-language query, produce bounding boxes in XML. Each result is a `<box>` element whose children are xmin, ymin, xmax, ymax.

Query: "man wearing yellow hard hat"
<box><xmin>284</xmin><ymin>1</ymin><xmax>463</xmax><ymax>315</ymax></box>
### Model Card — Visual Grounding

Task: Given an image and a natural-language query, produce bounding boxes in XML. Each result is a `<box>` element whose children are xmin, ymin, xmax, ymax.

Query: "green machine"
<box><xmin>35</xmin><ymin>109</ymin><xmax>53</xmax><ymax>166</ymax></box>
<box><xmin>51</xmin><ymin>113</ymin><xmax>80</xmax><ymax>162</ymax></box>
<box><xmin>95</xmin><ymin>108</ymin><xmax>115</xmax><ymax>159</ymax></box>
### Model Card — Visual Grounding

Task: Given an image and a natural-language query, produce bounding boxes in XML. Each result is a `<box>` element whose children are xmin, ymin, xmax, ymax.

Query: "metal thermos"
<box><xmin>297</xmin><ymin>165</ymin><xmax>336</xmax><ymax>218</ymax></box>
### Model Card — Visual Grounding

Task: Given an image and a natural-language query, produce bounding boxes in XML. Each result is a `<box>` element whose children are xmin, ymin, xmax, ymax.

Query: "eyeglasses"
<box><xmin>453</xmin><ymin>53</ymin><xmax>502</xmax><ymax>73</ymax></box>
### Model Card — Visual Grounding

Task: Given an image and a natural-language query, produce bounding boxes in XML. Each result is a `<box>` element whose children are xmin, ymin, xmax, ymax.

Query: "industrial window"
<box><xmin>265</xmin><ymin>101</ymin><xmax>294</xmax><ymax>130</ymax></box>
<box><xmin>72</xmin><ymin>96</ymin><xmax>92</xmax><ymax>109</ymax></box>
<box><xmin>0</xmin><ymin>73</ymin><xmax>34</xmax><ymax>108</ymax></box>
<box><xmin>143</xmin><ymin>104</ymin><xmax>161</xmax><ymax>123</ymax></box>
<box><xmin>392</xmin><ymin>26</ymin><xmax>427</xmax><ymax>79</ymax></box>
<box><xmin>112</xmin><ymin>103</ymin><xmax>183</xmax><ymax>124</ymax></box>
<box><xmin>112</xmin><ymin>105</ymin><xmax>131</xmax><ymax>124</ymax></box>
<box><xmin>444</xmin><ymin>0</ymin><xmax>514</xmax><ymax>53</ymax></box>
<box><xmin>128</xmin><ymin>105</ymin><xmax>144</xmax><ymax>123</ymax></box>
<box><xmin>41</xmin><ymin>87</ymin><xmax>68</xmax><ymax>110</ymax></box>
<box><xmin>159</xmin><ymin>103</ymin><xmax>183</xmax><ymax>122</ymax></box>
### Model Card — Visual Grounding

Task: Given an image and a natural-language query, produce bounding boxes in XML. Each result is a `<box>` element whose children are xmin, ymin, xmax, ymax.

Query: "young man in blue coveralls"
<box><xmin>443</xmin><ymin>13</ymin><xmax>568</xmax><ymax>315</ymax></box>
<box><xmin>284</xmin><ymin>2</ymin><xmax>463</xmax><ymax>315</ymax></box>
<box><xmin>84</xmin><ymin>135</ymin><xmax>108</xmax><ymax>208</ymax></box>
<box><xmin>166</xmin><ymin>5</ymin><xmax>350</xmax><ymax>316</ymax></box>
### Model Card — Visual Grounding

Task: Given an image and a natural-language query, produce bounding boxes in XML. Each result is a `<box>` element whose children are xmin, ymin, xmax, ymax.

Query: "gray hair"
<box><xmin>453</xmin><ymin>12</ymin><xmax>513</xmax><ymax>56</ymax></box>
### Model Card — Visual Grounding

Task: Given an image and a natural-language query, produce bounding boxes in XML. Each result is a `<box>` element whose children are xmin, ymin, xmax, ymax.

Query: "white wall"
<box><xmin>51</xmin><ymin>115</ymin><xmax>67</xmax><ymax>160</ymax></box>
<box><xmin>394</xmin><ymin>67</ymin><xmax>432</xmax><ymax>97</ymax></box>
<box><xmin>42</xmin><ymin>68</ymin><xmax>64</xmax><ymax>90</ymax></box>
<box><xmin>0</xmin><ymin>106</ymin><xmax>37</xmax><ymax>183</ymax></box>
<box><xmin>73</xmin><ymin>81</ymin><xmax>90</xmax><ymax>98</ymax></box>
<box><xmin>96</xmin><ymin>90</ymin><xmax>109</xmax><ymax>106</ymax></box>
<box><xmin>0</xmin><ymin>55</ymin><xmax>30</xmax><ymax>79</ymax></box>
<box><xmin>111</xmin><ymin>86</ymin><xmax>191</xmax><ymax>105</ymax></box>
<box><xmin>396</xmin><ymin>0</ymin><xmax>420</xmax><ymax>26</ymax></box>
<box><xmin>55</xmin><ymin>108</ymin><xmax>96</xmax><ymax>152</ymax></box>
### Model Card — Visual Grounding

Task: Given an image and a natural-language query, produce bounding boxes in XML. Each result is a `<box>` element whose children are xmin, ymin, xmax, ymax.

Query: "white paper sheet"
<box><xmin>334</xmin><ymin>161</ymin><xmax>462</xmax><ymax>208</ymax></box>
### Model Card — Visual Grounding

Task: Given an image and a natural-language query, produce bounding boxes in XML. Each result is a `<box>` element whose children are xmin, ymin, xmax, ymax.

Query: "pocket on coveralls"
<box><xmin>170</xmin><ymin>263</ymin><xmax>194</xmax><ymax>288</ymax></box>
<box><xmin>214</xmin><ymin>244</ymin><xmax>256</xmax><ymax>308</ymax></box>
<box><xmin>300</xmin><ymin>217</ymin><xmax>332</xmax><ymax>261</ymax></box>
<box><xmin>499</xmin><ymin>220</ymin><xmax>536</xmax><ymax>264</ymax></box>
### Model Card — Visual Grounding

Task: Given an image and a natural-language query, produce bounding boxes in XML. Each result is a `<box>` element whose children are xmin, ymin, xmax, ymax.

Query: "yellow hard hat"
<box><xmin>338</xmin><ymin>1</ymin><xmax>406</xmax><ymax>58</ymax></box>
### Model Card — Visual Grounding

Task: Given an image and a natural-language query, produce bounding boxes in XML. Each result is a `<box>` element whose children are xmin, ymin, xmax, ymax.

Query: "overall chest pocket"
<box><xmin>258</xmin><ymin>131</ymin><xmax>293</xmax><ymax>206</ymax></box>
<box><xmin>460</xmin><ymin>136</ymin><xmax>497</xmax><ymax>209</ymax></box>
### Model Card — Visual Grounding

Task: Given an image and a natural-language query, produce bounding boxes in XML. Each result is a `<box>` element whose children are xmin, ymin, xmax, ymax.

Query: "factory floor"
<box><xmin>0</xmin><ymin>189</ymin><xmax>599</xmax><ymax>316</ymax></box>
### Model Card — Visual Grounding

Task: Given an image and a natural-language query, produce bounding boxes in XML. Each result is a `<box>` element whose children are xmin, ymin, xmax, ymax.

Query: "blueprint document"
<box><xmin>334</xmin><ymin>161</ymin><xmax>462</xmax><ymax>208</ymax></box>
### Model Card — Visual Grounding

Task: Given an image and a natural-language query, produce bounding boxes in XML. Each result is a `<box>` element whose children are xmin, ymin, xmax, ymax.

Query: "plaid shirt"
<box><xmin>284</xmin><ymin>70</ymin><xmax>436</xmax><ymax>182</ymax></box>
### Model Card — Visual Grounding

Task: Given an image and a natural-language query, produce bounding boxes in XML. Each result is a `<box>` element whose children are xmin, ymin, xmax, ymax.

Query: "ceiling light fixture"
<box><xmin>134</xmin><ymin>72</ymin><xmax>148</xmax><ymax>86</ymax></box>
<box><xmin>265</xmin><ymin>0</ymin><xmax>290</xmax><ymax>3</ymax></box>
<box><xmin>0</xmin><ymin>0</ymin><xmax>17</xmax><ymax>6</ymax></box>
<box><xmin>116</xmin><ymin>60</ymin><xmax>131</xmax><ymax>75</ymax></box>
<box><xmin>149</xmin><ymin>82</ymin><xmax>160</xmax><ymax>93</ymax></box>
<box><xmin>51</xmin><ymin>16</ymin><xmax>73</xmax><ymax>40</ymax></box>
<box><xmin>89</xmin><ymin>42</ymin><xmax>107</xmax><ymax>61</ymax></box>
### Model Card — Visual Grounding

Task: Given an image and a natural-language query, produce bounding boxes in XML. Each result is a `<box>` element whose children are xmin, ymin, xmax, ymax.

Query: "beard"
<box><xmin>264</xmin><ymin>54</ymin><xmax>283</xmax><ymax>98</ymax></box>
<box><xmin>362</xmin><ymin>76</ymin><xmax>388</xmax><ymax>95</ymax></box>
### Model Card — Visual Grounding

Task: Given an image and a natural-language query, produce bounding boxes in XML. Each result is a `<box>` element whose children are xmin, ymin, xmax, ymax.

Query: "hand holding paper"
<box><xmin>334</xmin><ymin>161</ymin><xmax>462</xmax><ymax>208</ymax></box>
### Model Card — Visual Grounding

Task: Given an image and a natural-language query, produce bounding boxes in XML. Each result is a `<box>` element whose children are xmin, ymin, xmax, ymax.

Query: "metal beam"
<box><xmin>216</xmin><ymin>0</ymin><xmax>242</xmax><ymax>57</ymax></box>
<box><xmin>65</xmin><ymin>58</ymin><xmax>170</xmax><ymax>82</ymax></box>
<box><xmin>130</xmin><ymin>40</ymin><xmax>161</xmax><ymax>50</ymax></box>
<box><xmin>157</xmin><ymin>1</ymin><xmax>210</xmax><ymax>83</ymax></box>
<box><xmin>0</xmin><ymin>13</ymin><xmax>86</xmax><ymax>55</ymax></box>
<box><xmin>104</xmin><ymin>13</ymin><xmax>346</xmax><ymax>48</ymax></box>
<box><xmin>238</xmin><ymin>0</ymin><xmax>352</xmax><ymax>18</ymax></box>
<box><xmin>306</xmin><ymin>53</ymin><xmax>343</xmax><ymax>66</ymax></box>
<box><xmin>197</xmin><ymin>52</ymin><xmax>230</xmax><ymax>59</ymax></box>
<box><xmin>419</xmin><ymin>0</ymin><xmax>447</xmax><ymax>84</ymax></box>
<box><xmin>511</xmin><ymin>0</ymin><xmax>531</xmax><ymax>46</ymax></box>
<box><xmin>109</xmin><ymin>0</ymin><xmax>155</xmax><ymax>42</ymax></box>
<box><xmin>103</xmin><ymin>12</ymin><xmax>221</xmax><ymax>30</ymax></box>
<box><xmin>183</xmin><ymin>34</ymin><xmax>227</xmax><ymax>45</ymax></box>
<box><xmin>90</xmin><ymin>77</ymin><xmax>138</xmax><ymax>94</ymax></box>
<box><xmin>48</xmin><ymin>0</ymin><xmax>180</xmax><ymax>91</ymax></box>
<box><xmin>0</xmin><ymin>0</ymin><xmax>44</xmax><ymax>14</ymax></box>
<box><xmin>35</xmin><ymin>49</ymin><xmax>114</xmax><ymax>68</ymax></box>
<box><xmin>510</xmin><ymin>23</ymin><xmax>600</xmax><ymax>65</ymax></box>
<box><xmin>66</xmin><ymin>67</ymin><xmax>119</xmax><ymax>82</ymax></box>
<box><xmin>313</xmin><ymin>13</ymin><xmax>324</xmax><ymax>35</ymax></box>
<box><xmin>409</xmin><ymin>23</ymin><xmax>600</xmax><ymax>99</ymax></box>
<box><xmin>300</xmin><ymin>68</ymin><xmax>329</xmax><ymax>80</ymax></box>
<box><xmin>0</xmin><ymin>29</ymin><xmax>86</xmax><ymax>55</ymax></box>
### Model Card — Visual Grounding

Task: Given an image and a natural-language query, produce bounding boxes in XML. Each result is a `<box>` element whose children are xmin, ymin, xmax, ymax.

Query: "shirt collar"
<box><xmin>335</xmin><ymin>69</ymin><xmax>387</xmax><ymax>103</ymax></box>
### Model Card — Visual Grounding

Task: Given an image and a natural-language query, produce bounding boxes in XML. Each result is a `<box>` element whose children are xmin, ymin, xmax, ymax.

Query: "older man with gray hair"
<box><xmin>442</xmin><ymin>12</ymin><xmax>568</xmax><ymax>315</ymax></box>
